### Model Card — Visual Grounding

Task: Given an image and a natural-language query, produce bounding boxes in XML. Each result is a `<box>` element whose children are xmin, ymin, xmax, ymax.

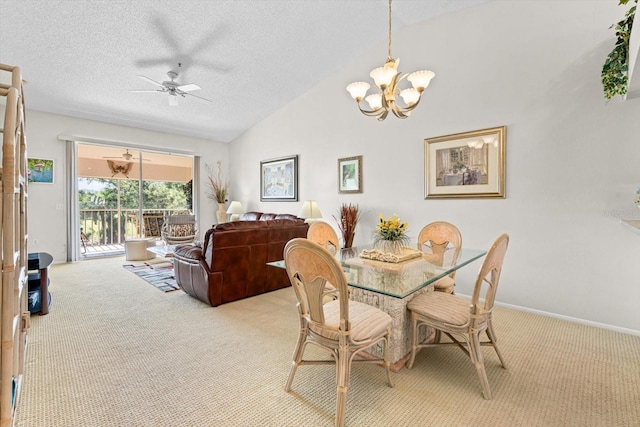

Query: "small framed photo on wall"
<box><xmin>338</xmin><ymin>156</ymin><xmax>362</xmax><ymax>194</ymax></box>
<box><xmin>27</xmin><ymin>158</ymin><xmax>54</xmax><ymax>184</ymax></box>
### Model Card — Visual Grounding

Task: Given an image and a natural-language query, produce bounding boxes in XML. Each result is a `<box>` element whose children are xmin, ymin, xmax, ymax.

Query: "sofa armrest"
<box><xmin>174</xmin><ymin>244</ymin><xmax>204</xmax><ymax>262</ymax></box>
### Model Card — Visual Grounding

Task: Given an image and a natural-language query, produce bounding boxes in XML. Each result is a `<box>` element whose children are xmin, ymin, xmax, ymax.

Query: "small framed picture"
<box><xmin>260</xmin><ymin>155</ymin><xmax>298</xmax><ymax>201</ymax></box>
<box><xmin>424</xmin><ymin>126</ymin><xmax>506</xmax><ymax>199</ymax></box>
<box><xmin>27</xmin><ymin>158</ymin><xmax>55</xmax><ymax>184</ymax></box>
<box><xmin>338</xmin><ymin>156</ymin><xmax>362</xmax><ymax>194</ymax></box>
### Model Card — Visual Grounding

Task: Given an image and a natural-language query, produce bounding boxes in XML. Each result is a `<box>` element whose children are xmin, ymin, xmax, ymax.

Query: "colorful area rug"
<box><xmin>123</xmin><ymin>261</ymin><xmax>179</xmax><ymax>292</ymax></box>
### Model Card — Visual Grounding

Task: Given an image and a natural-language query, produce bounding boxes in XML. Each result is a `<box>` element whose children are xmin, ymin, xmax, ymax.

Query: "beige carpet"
<box><xmin>15</xmin><ymin>256</ymin><xmax>640</xmax><ymax>427</ymax></box>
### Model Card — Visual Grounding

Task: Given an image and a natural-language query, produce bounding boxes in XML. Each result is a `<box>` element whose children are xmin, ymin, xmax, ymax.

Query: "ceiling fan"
<box><xmin>130</xmin><ymin>64</ymin><xmax>212</xmax><ymax>106</ymax></box>
<box><xmin>103</xmin><ymin>149</ymin><xmax>150</xmax><ymax>162</ymax></box>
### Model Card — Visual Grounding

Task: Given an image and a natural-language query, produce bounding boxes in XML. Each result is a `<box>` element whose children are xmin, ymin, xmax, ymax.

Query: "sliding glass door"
<box><xmin>77</xmin><ymin>143</ymin><xmax>194</xmax><ymax>257</ymax></box>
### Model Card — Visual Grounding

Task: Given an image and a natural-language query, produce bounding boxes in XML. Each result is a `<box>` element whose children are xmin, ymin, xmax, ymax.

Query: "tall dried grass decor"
<box><xmin>206</xmin><ymin>161</ymin><xmax>230</xmax><ymax>223</ymax></box>
<box><xmin>334</xmin><ymin>203</ymin><xmax>362</xmax><ymax>248</ymax></box>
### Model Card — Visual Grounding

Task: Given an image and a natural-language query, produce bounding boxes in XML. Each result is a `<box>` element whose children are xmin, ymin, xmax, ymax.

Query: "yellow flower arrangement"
<box><xmin>374</xmin><ymin>214</ymin><xmax>410</xmax><ymax>251</ymax></box>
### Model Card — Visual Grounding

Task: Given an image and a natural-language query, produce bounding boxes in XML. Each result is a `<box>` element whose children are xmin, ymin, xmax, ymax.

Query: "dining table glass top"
<box><xmin>269</xmin><ymin>243</ymin><xmax>486</xmax><ymax>299</ymax></box>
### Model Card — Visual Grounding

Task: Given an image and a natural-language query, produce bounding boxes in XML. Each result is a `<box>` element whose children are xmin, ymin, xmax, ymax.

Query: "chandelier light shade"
<box><xmin>346</xmin><ymin>0</ymin><xmax>435</xmax><ymax>120</ymax></box>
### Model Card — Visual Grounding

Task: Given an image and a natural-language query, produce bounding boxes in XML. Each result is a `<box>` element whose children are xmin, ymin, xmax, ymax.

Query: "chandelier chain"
<box><xmin>387</xmin><ymin>0</ymin><xmax>393</xmax><ymax>60</ymax></box>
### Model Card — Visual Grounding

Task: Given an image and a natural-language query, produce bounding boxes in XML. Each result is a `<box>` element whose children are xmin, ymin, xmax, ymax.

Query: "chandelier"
<box><xmin>346</xmin><ymin>0</ymin><xmax>435</xmax><ymax>120</ymax></box>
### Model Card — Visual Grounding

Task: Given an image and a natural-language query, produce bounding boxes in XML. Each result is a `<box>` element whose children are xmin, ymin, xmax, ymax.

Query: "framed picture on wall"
<box><xmin>338</xmin><ymin>156</ymin><xmax>362</xmax><ymax>194</ymax></box>
<box><xmin>27</xmin><ymin>158</ymin><xmax>55</xmax><ymax>184</ymax></box>
<box><xmin>260</xmin><ymin>155</ymin><xmax>298</xmax><ymax>201</ymax></box>
<box><xmin>424</xmin><ymin>126</ymin><xmax>506</xmax><ymax>199</ymax></box>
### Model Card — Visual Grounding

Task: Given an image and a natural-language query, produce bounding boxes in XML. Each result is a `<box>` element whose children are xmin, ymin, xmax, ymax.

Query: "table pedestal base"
<box><xmin>349</xmin><ymin>283</ymin><xmax>434</xmax><ymax>369</ymax></box>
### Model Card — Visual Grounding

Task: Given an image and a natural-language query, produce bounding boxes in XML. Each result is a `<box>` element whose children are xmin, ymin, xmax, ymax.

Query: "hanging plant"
<box><xmin>601</xmin><ymin>0</ymin><xmax>637</xmax><ymax>100</ymax></box>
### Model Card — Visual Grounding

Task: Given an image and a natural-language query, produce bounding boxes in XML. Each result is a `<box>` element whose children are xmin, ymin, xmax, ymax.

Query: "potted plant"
<box><xmin>374</xmin><ymin>213</ymin><xmax>410</xmax><ymax>254</ymax></box>
<box><xmin>205</xmin><ymin>161</ymin><xmax>229</xmax><ymax>224</ymax></box>
<box><xmin>601</xmin><ymin>0</ymin><xmax>637</xmax><ymax>100</ymax></box>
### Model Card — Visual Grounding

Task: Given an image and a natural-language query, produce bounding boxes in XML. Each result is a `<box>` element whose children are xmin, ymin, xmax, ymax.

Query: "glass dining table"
<box><xmin>269</xmin><ymin>243</ymin><xmax>486</xmax><ymax>370</ymax></box>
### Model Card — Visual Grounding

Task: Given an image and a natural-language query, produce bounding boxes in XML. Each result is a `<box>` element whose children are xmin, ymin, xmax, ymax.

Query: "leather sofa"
<box><xmin>172</xmin><ymin>212</ymin><xmax>308</xmax><ymax>306</ymax></box>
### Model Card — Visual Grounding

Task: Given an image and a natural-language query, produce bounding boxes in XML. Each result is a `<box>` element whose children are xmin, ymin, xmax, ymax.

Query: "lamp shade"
<box><xmin>346</xmin><ymin>81</ymin><xmax>371</xmax><ymax>100</ymax></box>
<box><xmin>365</xmin><ymin>93</ymin><xmax>383</xmax><ymax>110</ymax></box>
<box><xmin>370</xmin><ymin>65</ymin><xmax>398</xmax><ymax>88</ymax></box>
<box><xmin>298</xmin><ymin>200</ymin><xmax>323</xmax><ymax>221</ymax></box>
<box><xmin>407</xmin><ymin>70</ymin><xmax>435</xmax><ymax>91</ymax></box>
<box><xmin>399</xmin><ymin>88</ymin><xmax>420</xmax><ymax>106</ymax></box>
<box><xmin>226</xmin><ymin>201</ymin><xmax>244</xmax><ymax>221</ymax></box>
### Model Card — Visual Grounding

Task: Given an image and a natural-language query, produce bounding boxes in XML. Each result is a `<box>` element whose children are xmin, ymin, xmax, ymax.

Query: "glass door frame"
<box><xmin>66</xmin><ymin>139</ymin><xmax>199</xmax><ymax>261</ymax></box>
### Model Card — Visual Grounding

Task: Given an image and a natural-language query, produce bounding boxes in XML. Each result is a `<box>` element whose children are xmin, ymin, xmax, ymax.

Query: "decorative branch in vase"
<box><xmin>333</xmin><ymin>203</ymin><xmax>362</xmax><ymax>248</ymax></box>
<box><xmin>205</xmin><ymin>161</ymin><xmax>230</xmax><ymax>224</ymax></box>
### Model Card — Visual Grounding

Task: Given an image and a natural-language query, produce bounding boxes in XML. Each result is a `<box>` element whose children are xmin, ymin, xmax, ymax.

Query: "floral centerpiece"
<box><xmin>205</xmin><ymin>161</ymin><xmax>229</xmax><ymax>223</ymax></box>
<box><xmin>333</xmin><ymin>203</ymin><xmax>362</xmax><ymax>248</ymax></box>
<box><xmin>373</xmin><ymin>213</ymin><xmax>410</xmax><ymax>254</ymax></box>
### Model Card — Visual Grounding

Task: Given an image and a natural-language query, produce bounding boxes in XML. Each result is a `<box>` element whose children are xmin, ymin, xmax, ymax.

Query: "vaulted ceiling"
<box><xmin>1</xmin><ymin>0</ymin><xmax>487</xmax><ymax>142</ymax></box>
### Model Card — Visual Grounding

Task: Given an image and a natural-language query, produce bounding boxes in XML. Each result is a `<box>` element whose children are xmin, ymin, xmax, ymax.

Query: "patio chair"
<box><xmin>284</xmin><ymin>238</ymin><xmax>394</xmax><ymax>427</ymax></box>
<box><xmin>161</xmin><ymin>214</ymin><xmax>198</xmax><ymax>245</ymax></box>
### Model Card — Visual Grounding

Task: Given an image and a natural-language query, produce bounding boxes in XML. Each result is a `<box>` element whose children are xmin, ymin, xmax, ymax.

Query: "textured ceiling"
<box><xmin>0</xmin><ymin>0</ymin><xmax>487</xmax><ymax>143</ymax></box>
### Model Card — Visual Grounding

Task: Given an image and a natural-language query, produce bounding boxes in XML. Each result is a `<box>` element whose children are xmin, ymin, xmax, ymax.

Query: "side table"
<box><xmin>28</xmin><ymin>252</ymin><xmax>53</xmax><ymax>315</ymax></box>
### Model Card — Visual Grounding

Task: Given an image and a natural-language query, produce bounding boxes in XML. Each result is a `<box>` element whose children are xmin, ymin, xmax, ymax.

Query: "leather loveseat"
<box><xmin>172</xmin><ymin>212</ymin><xmax>308</xmax><ymax>306</ymax></box>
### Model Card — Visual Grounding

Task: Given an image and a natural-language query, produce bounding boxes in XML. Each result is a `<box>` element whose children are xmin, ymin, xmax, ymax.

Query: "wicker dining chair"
<box><xmin>284</xmin><ymin>238</ymin><xmax>394</xmax><ymax>427</ymax></box>
<box><xmin>307</xmin><ymin>221</ymin><xmax>340</xmax><ymax>254</ymax></box>
<box><xmin>417</xmin><ymin>221</ymin><xmax>462</xmax><ymax>294</ymax></box>
<box><xmin>406</xmin><ymin>233</ymin><xmax>510</xmax><ymax>400</ymax></box>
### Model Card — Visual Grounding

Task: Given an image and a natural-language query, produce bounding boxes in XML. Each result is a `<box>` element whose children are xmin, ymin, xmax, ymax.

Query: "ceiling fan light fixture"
<box><xmin>131</xmin><ymin>64</ymin><xmax>212</xmax><ymax>105</ymax></box>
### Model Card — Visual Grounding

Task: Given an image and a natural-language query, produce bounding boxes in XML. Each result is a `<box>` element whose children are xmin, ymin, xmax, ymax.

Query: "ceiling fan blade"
<box><xmin>185</xmin><ymin>92</ymin><xmax>212</xmax><ymax>103</ymax></box>
<box><xmin>130</xmin><ymin>89</ymin><xmax>164</xmax><ymax>93</ymax></box>
<box><xmin>168</xmin><ymin>94</ymin><xmax>179</xmax><ymax>106</ymax></box>
<box><xmin>177</xmin><ymin>83</ymin><xmax>200</xmax><ymax>92</ymax></box>
<box><xmin>137</xmin><ymin>75</ymin><xmax>165</xmax><ymax>88</ymax></box>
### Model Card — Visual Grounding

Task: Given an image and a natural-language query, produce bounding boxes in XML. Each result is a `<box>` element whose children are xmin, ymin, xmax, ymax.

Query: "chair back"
<box><xmin>470</xmin><ymin>233</ymin><xmax>509</xmax><ymax>321</ymax></box>
<box><xmin>166</xmin><ymin>214</ymin><xmax>196</xmax><ymax>226</ymax></box>
<box><xmin>284</xmin><ymin>238</ymin><xmax>349</xmax><ymax>330</ymax></box>
<box><xmin>417</xmin><ymin>221</ymin><xmax>462</xmax><ymax>271</ymax></box>
<box><xmin>162</xmin><ymin>214</ymin><xmax>197</xmax><ymax>244</ymax></box>
<box><xmin>307</xmin><ymin>222</ymin><xmax>340</xmax><ymax>253</ymax></box>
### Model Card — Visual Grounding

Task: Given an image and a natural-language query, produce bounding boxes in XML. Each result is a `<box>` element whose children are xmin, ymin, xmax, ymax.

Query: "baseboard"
<box><xmin>455</xmin><ymin>292</ymin><xmax>640</xmax><ymax>337</ymax></box>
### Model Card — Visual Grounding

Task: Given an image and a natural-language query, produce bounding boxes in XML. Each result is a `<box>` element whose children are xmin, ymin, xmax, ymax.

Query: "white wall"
<box><xmin>26</xmin><ymin>110</ymin><xmax>228</xmax><ymax>261</ymax></box>
<box><xmin>229</xmin><ymin>1</ymin><xmax>640</xmax><ymax>333</ymax></box>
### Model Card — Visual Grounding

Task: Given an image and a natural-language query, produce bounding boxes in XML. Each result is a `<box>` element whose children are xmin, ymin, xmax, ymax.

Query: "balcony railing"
<box><xmin>80</xmin><ymin>208</ymin><xmax>190</xmax><ymax>250</ymax></box>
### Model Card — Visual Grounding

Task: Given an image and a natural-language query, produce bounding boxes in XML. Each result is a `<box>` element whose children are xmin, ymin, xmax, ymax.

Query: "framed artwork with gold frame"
<box><xmin>424</xmin><ymin>126</ymin><xmax>506</xmax><ymax>199</ymax></box>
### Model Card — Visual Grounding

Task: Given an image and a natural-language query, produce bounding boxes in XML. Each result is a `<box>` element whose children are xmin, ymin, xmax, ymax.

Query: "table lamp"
<box><xmin>298</xmin><ymin>200</ymin><xmax>323</xmax><ymax>223</ymax></box>
<box><xmin>226</xmin><ymin>201</ymin><xmax>245</xmax><ymax>222</ymax></box>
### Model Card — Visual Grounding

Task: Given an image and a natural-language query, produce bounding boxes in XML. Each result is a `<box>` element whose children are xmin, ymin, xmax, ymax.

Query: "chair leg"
<box><xmin>433</xmin><ymin>328</ymin><xmax>442</xmax><ymax>344</ymax></box>
<box><xmin>407</xmin><ymin>316</ymin><xmax>419</xmax><ymax>369</ymax></box>
<box><xmin>335</xmin><ymin>345</ymin><xmax>350</xmax><ymax>427</ymax></box>
<box><xmin>469</xmin><ymin>332</ymin><xmax>492</xmax><ymax>400</ymax></box>
<box><xmin>285</xmin><ymin>330</ymin><xmax>308</xmax><ymax>392</ymax></box>
<box><xmin>486</xmin><ymin>319</ymin><xmax>507</xmax><ymax>369</ymax></box>
<box><xmin>383</xmin><ymin>330</ymin><xmax>394</xmax><ymax>387</ymax></box>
